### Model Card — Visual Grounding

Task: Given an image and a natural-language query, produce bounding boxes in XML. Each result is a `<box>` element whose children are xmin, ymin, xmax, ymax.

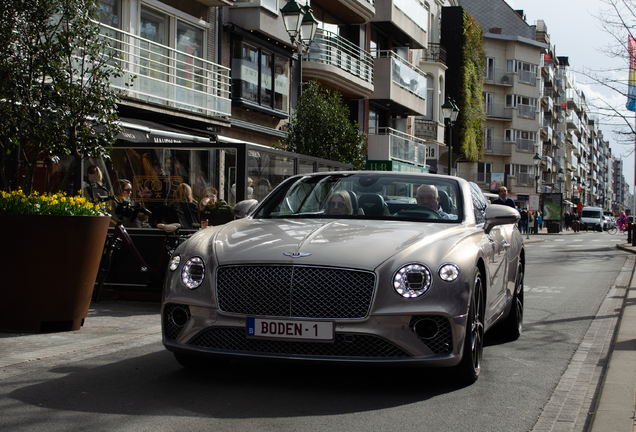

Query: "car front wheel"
<box><xmin>455</xmin><ymin>269</ymin><xmax>485</xmax><ymax>385</ymax></box>
<box><xmin>499</xmin><ymin>261</ymin><xmax>524</xmax><ymax>340</ymax></box>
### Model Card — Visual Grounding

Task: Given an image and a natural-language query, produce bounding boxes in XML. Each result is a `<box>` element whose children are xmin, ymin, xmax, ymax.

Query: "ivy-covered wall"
<box><xmin>441</xmin><ymin>7</ymin><xmax>486</xmax><ymax>164</ymax></box>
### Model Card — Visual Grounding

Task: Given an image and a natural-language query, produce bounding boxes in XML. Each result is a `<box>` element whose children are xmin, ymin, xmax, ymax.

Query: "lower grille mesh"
<box><xmin>409</xmin><ymin>315</ymin><xmax>453</xmax><ymax>354</ymax></box>
<box><xmin>188</xmin><ymin>327</ymin><xmax>410</xmax><ymax>358</ymax></box>
<box><xmin>163</xmin><ymin>303</ymin><xmax>191</xmax><ymax>341</ymax></box>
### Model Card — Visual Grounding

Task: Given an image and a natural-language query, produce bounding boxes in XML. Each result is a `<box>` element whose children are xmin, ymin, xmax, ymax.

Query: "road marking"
<box><xmin>525</xmin><ymin>286</ymin><xmax>562</xmax><ymax>293</ymax></box>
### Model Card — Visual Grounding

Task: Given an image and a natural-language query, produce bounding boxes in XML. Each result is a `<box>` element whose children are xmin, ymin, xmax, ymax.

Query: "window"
<box><xmin>478</xmin><ymin>162</ymin><xmax>492</xmax><ymax>183</ymax></box>
<box><xmin>483</xmin><ymin>92</ymin><xmax>494</xmax><ymax>116</ymax></box>
<box><xmin>485</xmin><ymin>128</ymin><xmax>493</xmax><ymax>151</ymax></box>
<box><xmin>485</xmin><ymin>57</ymin><xmax>494</xmax><ymax>81</ymax></box>
<box><xmin>232</xmin><ymin>40</ymin><xmax>290</xmax><ymax>113</ymax></box>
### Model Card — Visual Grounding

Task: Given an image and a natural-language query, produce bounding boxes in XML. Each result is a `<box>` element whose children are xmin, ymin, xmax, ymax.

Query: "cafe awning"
<box><xmin>116</xmin><ymin>118</ymin><xmax>212</xmax><ymax>145</ymax></box>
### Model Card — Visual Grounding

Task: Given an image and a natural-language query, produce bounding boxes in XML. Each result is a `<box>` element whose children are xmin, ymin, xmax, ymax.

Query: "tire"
<box><xmin>607</xmin><ymin>224</ymin><xmax>618</xmax><ymax>235</ymax></box>
<box><xmin>499</xmin><ymin>262</ymin><xmax>524</xmax><ymax>341</ymax></box>
<box><xmin>93</xmin><ymin>239</ymin><xmax>118</xmax><ymax>302</ymax></box>
<box><xmin>455</xmin><ymin>270</ymin><xmax>485</xmax><ymax>385</ymax></box>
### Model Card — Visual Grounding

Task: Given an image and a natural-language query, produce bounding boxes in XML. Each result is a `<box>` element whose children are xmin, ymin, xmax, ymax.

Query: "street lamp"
<box><xmin>282</xmin><ymin>1</ymin><xmax>318</xmax><ymax>96</ymax></box>
<box><xmin>533</xmin><ymin>153</ymin><xmax>542</xmax><ymax>193</ymax></box>
<box><xmin>558</xmin><ymin>167</ymin><xmax>564</xmax><ymax>194</ymax></box>
<box><xmin>442</xmin><ymin>98</ymin><xmax>460</xmax><ymax>175</ymax></box>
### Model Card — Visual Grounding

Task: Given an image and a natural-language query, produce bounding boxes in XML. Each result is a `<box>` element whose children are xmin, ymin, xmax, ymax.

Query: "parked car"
<box><xmin>162</xmin><ymin>172</ymin><xmax>524</xmax><ymax>384</ymax></box>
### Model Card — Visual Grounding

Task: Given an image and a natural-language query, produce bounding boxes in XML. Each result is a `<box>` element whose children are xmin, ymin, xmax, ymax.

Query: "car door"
<box><xmin>468</xmin><ymin>183</ymin><xmax>507</xmax><ymax>324</ymax></box>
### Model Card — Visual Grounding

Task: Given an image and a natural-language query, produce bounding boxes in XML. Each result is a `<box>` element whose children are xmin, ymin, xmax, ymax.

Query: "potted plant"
<box><xmin>0</xmin><ymin>190</ymin><xmax>110</xmax><ymax>332</ymax></box>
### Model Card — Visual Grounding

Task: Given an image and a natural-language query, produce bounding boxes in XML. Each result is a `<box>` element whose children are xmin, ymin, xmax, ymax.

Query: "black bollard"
<box><xmin>628</xmin><ymin>223</ymin><xmax>632</xmax><ymax>243</ymax></box>
<box><xmin>632</xmin><ymin>224</ymin><xmax>636</xmax><ymax>246</ymax></box>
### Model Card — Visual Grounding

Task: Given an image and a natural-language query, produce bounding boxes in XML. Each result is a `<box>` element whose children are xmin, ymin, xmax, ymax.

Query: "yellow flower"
<box><xmin>60</xmin><ymin>197</ymin><xmax>67</xmax><ymax>203</ymax></box>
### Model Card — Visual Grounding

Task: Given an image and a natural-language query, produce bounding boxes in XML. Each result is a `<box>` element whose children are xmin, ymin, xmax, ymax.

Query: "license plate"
<box><xmin>246</xmin><ymin>318</ymin><xmax>334</xmax><ymax>341</ymax></box>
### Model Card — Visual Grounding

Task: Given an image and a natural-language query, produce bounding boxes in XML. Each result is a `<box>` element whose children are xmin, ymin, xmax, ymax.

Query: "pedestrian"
<box><xmin>520</xmin><ymin>208</ymin><xmax>528</xmax><ymax>234</ymax></box>
<box><xmin>492</xmin><ymin>186</ymin><xmax>516</xmax><ymax>208</ymax></box>
<box><xmin>537</xmin><ymin>210</ymin><xmax>543</xmax><ymax>231</ymax></box>
<box><xmin>528</xmin><ymin>210</ymin><xmax>535</xmax><ymax>234</ymax></box>
<box><xmin>564</xmin><ymin>212</ymin><xmax>572</xmax><ymax>231</ymax></box>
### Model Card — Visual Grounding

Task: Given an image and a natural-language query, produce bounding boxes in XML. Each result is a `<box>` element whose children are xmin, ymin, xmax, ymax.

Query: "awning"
<box><xmin>564</xmin><ymin>200</ymin><xmax>574</xmax><ymax>206</ymax></box>
<box><xmin>116</xmin><ymin>118</ymin><xmax>212</xmax><ymax>145</ymax></box>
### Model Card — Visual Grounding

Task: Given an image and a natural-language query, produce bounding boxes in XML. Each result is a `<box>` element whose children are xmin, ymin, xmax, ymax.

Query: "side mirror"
<box><xmin>233</xmin><ymin>199</ymin><xmax>259</xmax><ymax>219</ymax></box>
<box><xmin>484</xmin><ymin>204</ymin><xmax>520</xmax><ymax>234</ymax></box>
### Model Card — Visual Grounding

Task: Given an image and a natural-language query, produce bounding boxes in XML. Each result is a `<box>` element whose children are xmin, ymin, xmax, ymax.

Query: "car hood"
<box><xmin>212</xmin><ymin>218</ymin><xmax>464</xmax><ymax>270</ymax></box>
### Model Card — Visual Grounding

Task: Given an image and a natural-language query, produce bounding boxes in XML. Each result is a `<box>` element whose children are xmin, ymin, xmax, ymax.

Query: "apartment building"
<box><xmin>455</xmin><ymin>0</ymin><xmax>546</xmax><ymax>206</ymax></box>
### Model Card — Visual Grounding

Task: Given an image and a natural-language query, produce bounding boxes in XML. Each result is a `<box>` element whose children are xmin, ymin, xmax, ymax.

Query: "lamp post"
<box><xmin>533</xmin><ymin>153</ymin><xmax>542</xmax><ymax>193</ymax></box>
<box><xmin>558</xmin><ymin>167</ymin><xmax>564</xmax><ymax>194</ymax></box>
<box><xmin>282</xmin><ymin>1</ymin><xmax>318</xmax><ymax>97</ymax></box>
<box><xmin>442</xmin><ymin>98</ymin><xmax>460</xmax><ymax>175</ymax></box>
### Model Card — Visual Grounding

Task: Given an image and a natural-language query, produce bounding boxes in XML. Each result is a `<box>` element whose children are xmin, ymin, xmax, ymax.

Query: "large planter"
<box><xmin>0</xmin><ymin>214</ymin><xmax>110</xmax><ymax>333</ymax></box>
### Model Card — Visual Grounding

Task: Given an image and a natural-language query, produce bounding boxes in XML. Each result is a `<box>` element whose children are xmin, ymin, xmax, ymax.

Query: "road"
<box><xmin>0</xmin><ymin>232</ymin><xmax>632</xmax><ymax>432</ymax></box>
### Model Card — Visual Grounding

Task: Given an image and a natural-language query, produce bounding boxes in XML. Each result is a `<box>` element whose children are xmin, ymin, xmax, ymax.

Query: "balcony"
<box><xmin>367</xmin><ymin>127</ymin><xmax>427</xmax><ymax>166</ymax></box>
<box><xmin>370</xmin><ymin>51</ymin><xmax>427</xmax><ymax>116</ymax></box>
<box><xmin>484</xmin><ymin>138</ymin><xmax>512</xmax><ymax>156</ymax></box>
<box><xmin>311</xmin><ymin>0</ymin><xmax>375</xmax><ymax>24</ymax></box>
<box><xmin>419</xmin><ymin>44</ymin><xmax>446</xmax><ymax>66</ymax></box>
<box><xmin>516</xmin><ymin>173</ymin><xmax>534</xmax><ymax>186</ymax></box>
<box><xmin>100</xmin><ymin>23</ymin><xmax>231</xmax><ymax>118</ymax></box>
<box><xmin>413</xmin><ymin>118</ymin><xmax>444</xmax><ymax>143</ymax></box>
<box><xmin>566</xmin><ymin>88</ymin><xmax>581</xmax><ymax>112</ymax></box>
<box><xmin>517</xmin><ymin>139</ymin><xmax>535</xmax><ymax>153</ymax></box>
<box><xmin>484</xmin><ymin>67</ymin><xmax>513</xmax><ymax>86</ymax></box>
<box><xmin>485</xmin><ymin>103</ymin><xmax>513</xmax><ymax>120</ymax></box>
<box><xmin>517</xmin><ymin>104</ymin><xmax>536</xmax><ymax>119</ymax></box>
<box><xmin>303</xmin><ymin>29</ymin><xmax>374</xmax><ymax>98</ymax></box>
<box><xmin>566</xmin><ymin>111</ymin><xmax>582</xmax><ymax>134</ymax></box>
<box><xmin>518</xmin><ymin>70</ymin><xmax>538</xmax><ymax>86</ymax></box>
<box><xmin>372</xmin><ymin>0</ymin><xmax>428</xmax><ymax>48</ymax></box>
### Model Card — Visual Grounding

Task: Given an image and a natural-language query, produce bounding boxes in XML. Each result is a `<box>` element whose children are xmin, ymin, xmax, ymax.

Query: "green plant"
<box><xmin>0</xmin><ymin>0</ymin><xmax>130</xmax><ymax>194</ymax></box>
<box><xmin>277</xmin><ymin>81</ymin><xmax>367</xmax><ymax>170</ymax></box>
<box><xmin>457</xmin><ymin>11</ymin><xmax>486</xmax><ymax>162</ymax></box>
<box><xmin>0</xmin><ymin>189</ymin><xmax>109</xmax><ymax>216</ymax></box>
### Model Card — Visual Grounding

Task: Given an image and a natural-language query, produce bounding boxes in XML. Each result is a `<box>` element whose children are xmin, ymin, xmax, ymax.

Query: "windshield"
<box><xmin>581</xmin><ymin>210</ymin><xmax>601</xmax><ymax>218</ymax></box>
<box><xmin>253</xmin><ymin>173</ymin><xmax>462</xmax><ymax>223</ymax></box>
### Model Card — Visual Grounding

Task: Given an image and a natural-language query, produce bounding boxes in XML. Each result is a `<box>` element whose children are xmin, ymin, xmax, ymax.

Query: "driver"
<box><xmin>415</xmin><ymin>184</ymin><xmax>457</xmax><ymax>220</ymax></box>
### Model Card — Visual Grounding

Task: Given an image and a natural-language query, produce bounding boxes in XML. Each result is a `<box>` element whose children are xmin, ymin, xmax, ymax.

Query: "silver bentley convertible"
<box><xmin>162</xmin><ymin>172</ymin><xmax>524</xmax><ymax>384</ymax></box>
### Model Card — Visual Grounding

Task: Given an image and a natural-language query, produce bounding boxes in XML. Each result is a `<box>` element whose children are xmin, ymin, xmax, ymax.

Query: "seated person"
<box><xmin>325</xmin><ymin>191</ymin><xmax>353</xmax><ymax>216</ymax></box>
<box><xmin>110</xmin><ymin>179</ymin><xmax>144</xmax><ymax>227</ymax></box>
<box><xmin>415</xmin><ymin>184</ymin><xmax>457</xmax><ymax>220</ymax></box>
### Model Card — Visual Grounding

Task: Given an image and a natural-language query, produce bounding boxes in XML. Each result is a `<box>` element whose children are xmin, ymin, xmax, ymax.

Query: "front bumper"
<box><xmin>162</xmin><ymin>303</ymin><xmax>467</xmax><ymax>367</ymax></box>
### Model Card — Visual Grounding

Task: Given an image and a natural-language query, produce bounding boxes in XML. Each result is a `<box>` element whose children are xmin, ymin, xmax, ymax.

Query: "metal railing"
<box><xmin>412</xmin><ymin>118</ymin><xmax>439</xmax><ymax>141</ymax></box>
<box><xmin>374</xmin><ymin>50</ymin><xmax>427</xmax><ymax>100</ymax></box>
<box><xmin>305</xmin><ymin>29</ymin><xmax>374</xmax><ymax>84</ymax></box>
<box><xmin>420</xmin><ymin>44</ymin><xmax>446</xmax><ymax>65</ymax></box>
<box><xmin>369</xmin><ymin>127</ymin><xmax>427</xmax><ymax>166</ymax></box>
<box><xmin>484</xmin><ymin>67</ymin><xmax>512</xmax><ymax>84</ymax></box>
<box><xmin>516</xmin><ymin>173</ymin><xmax>534</xmax><ymax>186</ymax></box>
<box><xmin>518</xmin><ymin>70</ymin><xmax>538</xmax><ymax>85</ymax></box>
<box><xmin>98</xmin><ymin>22</ymin><xmax>231</xmax><ymax>118</ymax></box>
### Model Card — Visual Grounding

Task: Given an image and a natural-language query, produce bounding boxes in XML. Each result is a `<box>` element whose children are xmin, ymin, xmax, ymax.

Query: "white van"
<box><xmin>580</xmin><ymin>207</ymin><xmax>605</xmax><ymax>231</ymax></box>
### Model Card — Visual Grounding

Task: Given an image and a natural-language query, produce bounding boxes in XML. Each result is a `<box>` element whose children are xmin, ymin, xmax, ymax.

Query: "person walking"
<box><xmin>537</xmin><ymin>210</ymin><xmax>543</xmax><ymax>232</ymax></box>
<box><xmin>528</xmin><ymin>210</ymin><xmax>535</xmax><ymax>234</ymax></box>
<box><xmin>520</xmin><ymin>208</ymin><xmax>528</xmax><ymax>234</ymax></box>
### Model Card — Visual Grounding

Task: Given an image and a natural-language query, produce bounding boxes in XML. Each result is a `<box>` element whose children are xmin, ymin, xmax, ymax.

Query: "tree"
<box><xmin>578</xmin><ymin>0</ymin><xmax>636</xmax><ymax>148</ymax></box>
<box><xmin>278</xmin><ymin>81</ymin><xmax>367</xmax><ymax>170</ymax></box>
<box><xmin>0</xmin><ymin>0</ymin><xmax>128</xmax><ymax>194</ymax></box>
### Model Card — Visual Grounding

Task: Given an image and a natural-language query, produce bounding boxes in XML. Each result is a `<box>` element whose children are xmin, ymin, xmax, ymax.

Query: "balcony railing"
<box><xmin>369</xmin><ymin>127</ymin><xmax>427</xmax><ymax>166</ymax></box>
<box><xmin>484</xmin><ymin>67</ymin><xmax>512</xmax><ymax>85</ymax></box>
<box><xmin>99</xmin><ymin>22</ymin><xmax>231</xmax><ymax>118</ymax></box>
<box><xmin>516</xmin><ymin>173</ymin><xmax>534</xmax><ymax>186</ymax></box>
<box><xmin>484</xmin><ymin>138</ymin><xmax>512</xmax><ymax>155</ymax></box>
<box><xmin>485</xmin><ymin>103</ymin><xmax>513</xmax><ymax>119</ymax></box>
<box><xmin>420</xmin><ymin>43</ymin><xmax>446</xmax><ymax>65</ymax></box>
<box><xmin>305</xmin><ymin>29</ymin><xmax>374</xmax><ymax>84</ymax></box>
<box><xmin>412</xmin><ymin>118</ymin><xmax>439</xmax><ymax>141</ymax></box>
<box><xmin>518</xmin><ymin>104</ymin><xmax>536</xmax><ymax>119</ymax></box>
<box><xmin>518</xmin><ymin>70</ymin><xmax>538</xmax><ymax>85</ymax></box>
<box><xmin>374</xmin><ymin>51</ymin><xmax>426</xmax><ymax>100</ymax></box>
<box><xmin>517</xmin><ymin>139</ymin><xmax>535</xmax><ymax>152</ymax></box>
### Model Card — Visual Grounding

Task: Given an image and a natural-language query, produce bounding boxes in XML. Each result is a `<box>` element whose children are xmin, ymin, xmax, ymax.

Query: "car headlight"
<box><xmin>393</xmin><ymin>263</ymin><xmax>432</xmax><ymax>298</ymax></box>
<box><xmin>438</xmin><ymin>263</ymin><xmax>460</xmax><ymax>282</ymax></box>
<box><xmin>169</xmin><ymin>255</ymin><xmax>181</xmax><ymax>271</ymax></box>
<box><xmin>181</xmin><ymin>257</ymin><xmax>205</xmax><ymax>289</ymax></box>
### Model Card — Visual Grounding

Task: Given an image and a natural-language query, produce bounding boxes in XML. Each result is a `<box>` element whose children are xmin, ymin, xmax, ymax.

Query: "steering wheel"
<box><xmin>396</xmin><ymin>206</ymin><xmax>443</xmax><ymax>220</ymax></box>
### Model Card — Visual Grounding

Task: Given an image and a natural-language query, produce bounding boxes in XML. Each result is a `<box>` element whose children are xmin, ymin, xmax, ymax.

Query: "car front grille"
<box><xmin>216</xmin><ymin>265</ymin><xmax>376</xmax><ymax>319</ymax></box>
<box><xmin>188</xmin><ymin>327</ymin><xmax>410</xmax><ymax>358</ymax></box>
